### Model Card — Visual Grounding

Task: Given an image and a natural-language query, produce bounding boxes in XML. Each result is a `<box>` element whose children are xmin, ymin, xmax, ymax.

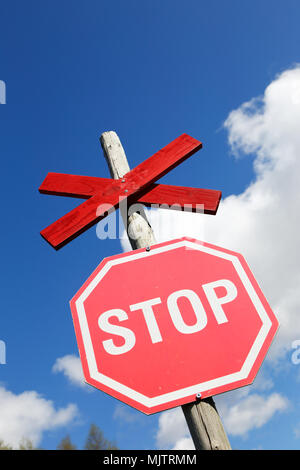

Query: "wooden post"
<box><xmin>100</xmin><ymin>131</ymin><xmax>156</xmax><ymax>250</ymax></box>
<box><xmin>100</xmin><ymin>131</ymin><xmax>231</xmax><ymax>451</ymax></box>
<box><xmin>182</xmin><ymin>397</ymin><xmax>231</xmax><ymax>450</ymax></box>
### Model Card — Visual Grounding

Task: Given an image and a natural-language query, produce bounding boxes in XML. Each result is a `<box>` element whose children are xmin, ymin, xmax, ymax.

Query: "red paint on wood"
<box><xmin>39</xmin><ymin>173</ymin><xmax>221</xmax><ymax>214</ymax></box>
<box><xmin>39</xmin><ymin>173</ymin><xmax>111</xmax><ymax>199</ymax></box>
<box><xmin>123</xmin><ymin>134</ymin><xmax>202</xmax><ymax>191</ymax></box>
<box><xmin>139</xmin><ymin>184</ymin><xmax>221</xmax><ymax>214</ymax></box>
<box><xmin>39</xmin><ymin>134</ymin><xmax>221</xmax><ymax>249</ymax></box>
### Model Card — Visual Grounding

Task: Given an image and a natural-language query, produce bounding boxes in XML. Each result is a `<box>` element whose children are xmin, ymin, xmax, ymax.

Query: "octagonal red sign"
<box><xmin>70</xmin><ymin>237</ymin><xmax>278</xmax><ymax>414</ymax></box>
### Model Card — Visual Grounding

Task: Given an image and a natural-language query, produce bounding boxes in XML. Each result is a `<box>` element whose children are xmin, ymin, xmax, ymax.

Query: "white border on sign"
<box><xmin>75</xmin><ymin>240</ymin><xmax>272</xmax><ymax>408</ymax></box>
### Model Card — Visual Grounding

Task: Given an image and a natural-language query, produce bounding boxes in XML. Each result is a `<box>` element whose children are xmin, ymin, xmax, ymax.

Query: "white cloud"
<box><xmin>155</xmin><ymin>407</ymin><xmax>194</xmax><ymax>450</ymax></box>
<box><xmin>52</xmin><ymin>354</ymin><xmax>88</xmax><ymax>389</ymax></box>
<box><xmin>214</xmin><ymin>368</ymin><xmax>289</xmax><ymax>439</ymax></box>
<box><xmin>155</xmin><ymin>388</ymin><xmax>288</xmax><ymax>448</ymax></box>
<box><xmin>220</xmin><ymin>392</ymin><xmax>288</xmax><ymax>437</ymax></box>
<box><xmin>0</xmin><ymin>385</ymin><xmax>78</xmax><ymax>449</ymax></box>
<box><xmin>172</xmin><ymin>437</ymin><xmax>195</xmax><ymax>450</ymax></box>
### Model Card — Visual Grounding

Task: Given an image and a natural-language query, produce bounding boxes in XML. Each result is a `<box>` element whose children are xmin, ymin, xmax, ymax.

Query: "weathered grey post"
<box><xmin>100</xmin><ymin>131</ymin><xmax>231</xmax><ymax>450</ymax></box>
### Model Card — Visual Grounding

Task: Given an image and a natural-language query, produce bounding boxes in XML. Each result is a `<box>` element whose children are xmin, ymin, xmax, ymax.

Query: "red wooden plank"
<box><xmin>40</xmin><ymin>135</ymin><xmax>203</xmax><ymax>249</ymax></box>
<box><xmin>40</xmin><ymin>188</ymin><xmax>121</xmax><ymax>250</ymax></box>
<box><xmin>124</xmin><ymin>134</ymin><xmax>202</xmax><ymax>191</ymax></box>
<box><xmin>139</xmin><ymin>184</ymin><xmax>221</xmax><ymax>214</ymax></box>
<box><xmin>39</xmin><ymin>172</ymin><xmax>117</xmax><ymax>199</ymax></box>
<box><xmin>39</xmin><ymin>173</ymin><xmax>221</xmax><ymax>214</ymax></box>
<box><xmin>40</xmin><ymin>172</ymin><xmax>148</xmax><ymax>248</ymax></box>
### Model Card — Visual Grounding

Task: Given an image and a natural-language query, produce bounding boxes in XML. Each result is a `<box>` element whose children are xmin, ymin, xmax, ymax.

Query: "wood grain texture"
<box><xmin>182</xmin><ymin>398</ymin><xmax>231</xmax><ymax>450</ymax></box>
<box><xmin>124</xmin><ymin>133</ymin><xmax>202</xmax><ymax>191</ymax></box>
<box><xmin>39</xmin><ymin>173</ymin><xmax>221</xmax><ymax>214</ymax></box>
<box><xmin>40</xmin><ymin>189</ymin><xmax>121</xmax><ymax>250</ymax></box>
<box><xmin>39</xmin><ymin>173</ymin><xmax>113</xmax><ymax>199</ymax></box>
<box><xmin>138</xmin><ymin>183</ymin><xmax>221</xmax><ymax>214</ymax></box>
<box><xmin>100</xmin><ymin>131</ymin><xmax>157</xmax><ymax>250</ymax></box>
<box><xmin>100</xmin><ymin>131</ymin><xmax>130</xmax><ymax>179</ymax></box>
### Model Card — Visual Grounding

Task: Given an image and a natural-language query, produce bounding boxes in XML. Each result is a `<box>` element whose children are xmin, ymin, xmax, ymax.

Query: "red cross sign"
<box><xmin>39</xmin><ymin>134</ymin><xmax>221</xmax><ymax>249</ymax></box>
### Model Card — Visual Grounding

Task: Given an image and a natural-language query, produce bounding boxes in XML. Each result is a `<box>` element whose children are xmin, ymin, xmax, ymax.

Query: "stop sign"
<box><xmin>70</xmin><ymin>237</ymin><xmax>278</xmax><ymax>414</ymax></box>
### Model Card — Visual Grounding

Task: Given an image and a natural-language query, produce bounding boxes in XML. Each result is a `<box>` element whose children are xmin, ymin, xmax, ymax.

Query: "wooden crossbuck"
<box><xmin>39</xmin><ymin>134</ymin><xmax>221</xmax><ymax>250</ymax></box>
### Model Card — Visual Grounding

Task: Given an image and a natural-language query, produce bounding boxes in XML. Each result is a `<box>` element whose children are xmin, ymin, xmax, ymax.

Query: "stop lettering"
<box><xmin>98</xmin><ymin>280</ymin><xmax>237</xmax><ymax>355</ymax></box>
<box><xmin>70</xmin><ymin>237</ymin><xmax>278</xmax><ymax>414</ymax></box>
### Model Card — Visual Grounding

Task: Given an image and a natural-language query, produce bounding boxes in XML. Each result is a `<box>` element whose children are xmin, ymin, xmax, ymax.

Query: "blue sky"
<box><xmin>1</xmin><ymin>0</ymin><xmax>300</xmax><ymax>450</ymax></box>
